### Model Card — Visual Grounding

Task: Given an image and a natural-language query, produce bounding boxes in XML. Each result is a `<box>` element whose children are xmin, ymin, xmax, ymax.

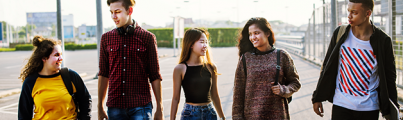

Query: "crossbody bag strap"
<box><xmin>60</xmin><ymin>67</ymin><xmax>74</xmax><ymax>97</ymax></box>
<box><xmin>275</xmin><ymin>49</ymin><xmax>281</xmax><ymax>85</ymax></box>
<box><xmin>336</xmin><ymin>24</ymin><xmax>348</xmax><ymax>43</ymax></box>
<box><xmin>242</xmin><ymin>54</ymin><xmax>247</xmax><ymax>78</ymax></box>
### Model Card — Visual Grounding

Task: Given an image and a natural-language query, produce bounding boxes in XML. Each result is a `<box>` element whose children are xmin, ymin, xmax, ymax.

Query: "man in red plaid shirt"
<box><xmin>97</xmin><ymin>0</ymin><xmax>163</xmax><ymax>120</ymax></box>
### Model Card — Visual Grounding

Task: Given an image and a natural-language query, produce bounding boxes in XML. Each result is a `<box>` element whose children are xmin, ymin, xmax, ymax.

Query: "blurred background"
<box><xmin>1</xmin><ymin>0</ymin><xmax>403</xmax><ymax>119</ymax></box>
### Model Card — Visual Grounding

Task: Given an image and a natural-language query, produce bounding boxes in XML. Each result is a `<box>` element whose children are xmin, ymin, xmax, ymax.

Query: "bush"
<box><xmin>147</xmin><ymin>28</ymin><xmax>240</xmax><ymax>47</ymax></box>
<box><xmin>148</xmin><ymin>28</ymin><xmax>174</xmax><ymax>48</ymax></box>
<box><xmin>65</xmin><ymin>43</ymin><xmax>97</xmax><ymax>50</ymax></box>
<box><xmin>0</xmin><ymin>47</ymin><xmax>16</xmax><ymax>52</ymax></box>
<box><xmin>15</xmin><ymin>44</ymin><xmax>34</xmax><ymax>51</ymax></box>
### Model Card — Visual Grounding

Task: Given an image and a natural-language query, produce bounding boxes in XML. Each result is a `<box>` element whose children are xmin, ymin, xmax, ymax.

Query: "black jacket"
<box><xmin>312</xmin><ymin>23</ymin><xmax>398</xmax><ymax>116</ymax></box>
<box><xmin>18</xmin><ymin>69</ymin><xmax>92</xmax><ymax>120</ymax></box>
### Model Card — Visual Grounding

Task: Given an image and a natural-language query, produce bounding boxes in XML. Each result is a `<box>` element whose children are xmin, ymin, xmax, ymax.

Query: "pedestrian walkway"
<box><xmin>288</xmin><ymin>54</ymin><xmax>333</xmax><ymax>119</ymax></box>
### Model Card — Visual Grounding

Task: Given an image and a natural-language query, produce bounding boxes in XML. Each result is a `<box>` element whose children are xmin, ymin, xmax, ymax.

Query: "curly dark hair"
<box><xmin>237</xmin><ymin>17</ymin><xmax>276</xmax><ymax>57</ymax></box>
<box><xmin>19</xmin><ymin>35</ymin><xmax>61</xmax><ymax>81</ymax></box>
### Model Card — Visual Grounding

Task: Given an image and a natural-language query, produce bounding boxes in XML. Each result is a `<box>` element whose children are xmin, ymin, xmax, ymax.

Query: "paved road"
<box><xmin>1</xmin><ymin>47</ymin><xmax>387</xmax><ymax>119</ymax></box>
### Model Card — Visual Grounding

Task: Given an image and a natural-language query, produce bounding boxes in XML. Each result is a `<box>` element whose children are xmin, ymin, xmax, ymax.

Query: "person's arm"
<box><xmin>71</xmin><ymin>70</ymin><xmax>92</xmax><ymax>120</ymax></box>
<box><xmin>170</xmin><ymin>64</ymin><xmax>184</xmax><ymax>120</ymax></box>
<box><xmin>384</xmin><ymin>37</ymin><xmax>398</xmax><ymax>108</ymax></box>
<box><xmin>98</xmin><ymin>34</ymin><xmax>109</xmax><ymax>120</ymax></box>
<box><xmin>232</xmin><ymin>56</ymin><xmax>246</xmax><ymax>120</ymax></box>
<box><xmin>98</xmin><ymin>76</ymin><xmax>109</xmax><ymax>120</ymax></box>
<box><xmin>311</xmin><ymin>26</ymin><xmax>342</xmax><ymax>117</ymax></box>
<box><xmin>210</xmin><ymin>64</ymin><xmax>225</xmax><ymax>120</ymax></box>
<box><xmin>18</xmin><ymin>78</ymin><xmax>34</xmax><ymax>120</ymax></box>
<box><xmin>151</xmin><ymin>79</ymin><xmax>163</xmax><ymax>120</ymax></box>
<box><xmin>271</xmin><ymin>50</ymin><xmax>301</xmax><ymax>98</ymax></box>
<box><xmin>312</xmin><ymin>26</ymin><xmax>341</xmax><ymax>103</ymax></box>
<box><xmin>147</xmin><ymin>34</ymin><xmax>164</xmax><ymax>120</ymax></box>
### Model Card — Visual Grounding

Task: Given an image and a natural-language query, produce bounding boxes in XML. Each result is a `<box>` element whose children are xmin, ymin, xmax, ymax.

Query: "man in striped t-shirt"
<box><xmin>312</xmin><ymin>0</ymin><xmax>398</xmax><ymax>119</ymax></box>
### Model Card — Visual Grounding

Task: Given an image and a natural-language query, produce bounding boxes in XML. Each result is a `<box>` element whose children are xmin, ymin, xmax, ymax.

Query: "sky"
<box><xmin>0</xmin><ymin>0</ymin><xmax>329</xmax><ymax>28</ymax></box>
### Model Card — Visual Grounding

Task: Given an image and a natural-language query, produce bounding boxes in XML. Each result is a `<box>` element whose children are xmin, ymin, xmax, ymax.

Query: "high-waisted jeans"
<box><xmin>180</xmin><ymin>103</ymin><xmax>217</xmax><ymax>120</ymax></box>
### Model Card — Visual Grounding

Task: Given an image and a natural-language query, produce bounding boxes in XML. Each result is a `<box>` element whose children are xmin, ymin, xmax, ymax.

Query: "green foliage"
<box><xmin>15</xmin><ymin>44</ymin><xmax>34</xmax><ymax>50</ymax></box>
<box><xmin>147</xmin><ymin>28</ymin><xmax>240</xmax><ymax>47</ymax></box>
<box><xmin>147</xmin><ymin>28</ymin><xmax>174</xmax><ymax>47</ymax></box>
<box><xmin>0</xmin><ymin>47</ymin><xmax>16</xmax><ymax>52</ymax></box>
<box><xmin>207</xmin><ymin>28</ymin><xmax>240</xmax><ymax>47</ymax></box>
<box><xmin>65</xmin><ymin>43</ymin><xmax>97</xmax><ymax>50</ymax></box>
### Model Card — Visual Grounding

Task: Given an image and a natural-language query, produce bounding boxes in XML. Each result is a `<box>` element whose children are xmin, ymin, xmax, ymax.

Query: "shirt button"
<box><xmin>124</xmin><ymin>57</ymin><xmax>126</xmax><ymax>59</ymax></box>
<box><xmin>122</xmin><ymin>93</ymin><xmax>125</xmax><ymax>95</ymax></box>
<box><xmin>123</xmin><ymin>69</ymin><xmax>126</xmax><ymax>71</ymax></box>
<box><xmin>123</xmin><ymin>81</ymin><xmax>125</xmax><ymax>83</ymax></box>
<box><xmin>137</xmin><ymin>49</ymin><xmax>139</xmax><ymax>51</ymax></box>
<box><xmin>124</xmin><ymin>45</ymin><xmax>126</xmax><ymax>47</ymax></box>
<box><xmin>110</xmin><ymin>49</ymin><xmax>113</xmax><ymax>51</ymax></box>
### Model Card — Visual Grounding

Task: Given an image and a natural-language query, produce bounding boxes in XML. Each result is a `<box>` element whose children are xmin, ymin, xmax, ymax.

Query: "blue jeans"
<box><xmin>107</xmin><ymin>102</ymin><xmax>152</xmax><ymax>120</ymax></box>
<box><xmin>180</xmin><ymin>103</ymin><xmax>217</xmax><ymax>120</ymax></box>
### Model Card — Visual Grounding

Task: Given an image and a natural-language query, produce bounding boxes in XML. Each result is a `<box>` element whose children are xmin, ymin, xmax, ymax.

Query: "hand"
<box><xmin>313</xmin><ymin>102</ymin><xmax>324</xmax><ymax>117</ymax></box>
<box><xmin>270</xmin><ymin>82</ymin><xmax>281</xmax><ymax>95</ymax></box>
<box><xmin>154</xmin><ymin>110</ymin><xmax>164</xmax><ymax>120</ymax></box>
<box><xmin>98</xmin><ymin>106</ymin><xmax>108</xmax><ymax>120</ymax></box>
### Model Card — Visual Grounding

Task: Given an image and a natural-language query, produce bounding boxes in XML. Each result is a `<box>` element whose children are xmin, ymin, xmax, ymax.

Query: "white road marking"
<box><xmin>0</xmin><ymin>103</ymin><xmax>18</xmax><ymax>114</ymax></box>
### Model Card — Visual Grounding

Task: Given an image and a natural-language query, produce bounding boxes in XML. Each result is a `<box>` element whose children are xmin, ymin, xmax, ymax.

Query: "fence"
<box><xmin>276</xmin><ymin>0</ymin><xmax>403</xmax><ymax>87</ymax></box>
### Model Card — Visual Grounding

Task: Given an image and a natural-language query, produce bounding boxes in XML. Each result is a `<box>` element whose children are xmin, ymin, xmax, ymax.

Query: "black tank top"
<box><xmin>181</xmin><ymin>62</ymin><xmax>212</xmax><ymax>103</ymax></box>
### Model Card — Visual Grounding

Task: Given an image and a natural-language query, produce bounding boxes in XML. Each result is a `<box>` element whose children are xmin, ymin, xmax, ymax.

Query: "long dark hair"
<box><xmin>237</xmin><ymin>17</ymin><xmax>276</xmax><ymax>57</ymax></box>
<box><xmin>179</xmin><ymin>28</ymin><xmax>217</xmax><ymax>75</ymax></box>
<box><xmin>19</xmin><ymin>35</ymin><xmax>61</xmax><ymax>81</ymax></box>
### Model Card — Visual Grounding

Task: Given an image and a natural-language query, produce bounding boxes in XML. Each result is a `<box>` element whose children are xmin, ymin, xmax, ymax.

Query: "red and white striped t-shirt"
<box><xmin>333</xmin><ymin>29</ymin><xmax>380</xmax><ymax>111</ymax></box>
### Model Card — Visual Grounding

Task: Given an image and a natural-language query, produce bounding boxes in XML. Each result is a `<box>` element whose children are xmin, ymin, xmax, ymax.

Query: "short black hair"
<box><xmin>349</xmin><ymin>0</ymin><xmax>374</xmax><ymax>11</ymax></box>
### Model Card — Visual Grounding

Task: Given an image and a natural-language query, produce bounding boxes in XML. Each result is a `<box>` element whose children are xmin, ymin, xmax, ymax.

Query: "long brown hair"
<box><xmin>19</xmin><ymin>36</ymin><xmax>61</xmax><ymax>81</ymax></box>
<box><xmin>237</xmin><ymin>17</ymin><xmax>276</xmax><ymax>57</ymax></box>
<box><xmin>178</xmin><ymin>28</ymin><xmax>217</xmax><ymax>75</ymax></box>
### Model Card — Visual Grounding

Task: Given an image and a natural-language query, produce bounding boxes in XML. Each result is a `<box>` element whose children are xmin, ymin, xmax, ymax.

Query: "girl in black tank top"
<box><xmin>170</xmin><ymin>28</ymin><xmax>226</xmax><ymax>120</ymax></box>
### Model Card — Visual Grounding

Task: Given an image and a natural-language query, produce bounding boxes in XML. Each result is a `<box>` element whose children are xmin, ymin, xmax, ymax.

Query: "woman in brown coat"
<box><xmin>232</xmin><ymin>17</ymin><xmax>301</xmax><ymax>120</ymax></box>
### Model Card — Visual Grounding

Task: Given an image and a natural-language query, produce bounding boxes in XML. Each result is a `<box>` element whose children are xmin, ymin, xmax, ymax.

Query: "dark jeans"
<box><xmin>332</xmin><ymin>104</ymin><xmax>379</xmax><ymax>120</ymax></box>
<box><xmin>107</xmin><ymin>102</ymin><xmax>152</xmax><ymax>120</ymax></box>
<box><xmin>181</xmin><ymin>103</ymin><xmax>217</xmax><ymax>120</ymax></box>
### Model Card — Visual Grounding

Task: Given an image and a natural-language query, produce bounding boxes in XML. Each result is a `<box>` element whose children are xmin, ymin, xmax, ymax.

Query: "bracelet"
<box><xmin>220</xmin><ymin>117</ymin><xmax>225</xmax><ymax>120</ymax></box>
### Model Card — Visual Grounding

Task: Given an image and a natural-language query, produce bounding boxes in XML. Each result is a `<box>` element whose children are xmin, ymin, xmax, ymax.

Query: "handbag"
<box><xmin>242</xmin><ymin>49</ymin><xmax>292</xmax><ymax>103</ymax></box>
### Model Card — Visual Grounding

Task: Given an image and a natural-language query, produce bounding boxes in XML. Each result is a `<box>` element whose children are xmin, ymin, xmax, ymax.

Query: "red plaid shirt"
<box><xmin>98</xmin><ymin>22</ymin><xmax>162</xmax><ymax>108</ymax></box>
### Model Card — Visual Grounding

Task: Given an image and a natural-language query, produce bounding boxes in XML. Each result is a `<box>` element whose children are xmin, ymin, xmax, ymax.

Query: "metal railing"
<box><xmin>276</xmin><ymin>0</ymin><xmax>403</xmax><ymax>87</ymax></box>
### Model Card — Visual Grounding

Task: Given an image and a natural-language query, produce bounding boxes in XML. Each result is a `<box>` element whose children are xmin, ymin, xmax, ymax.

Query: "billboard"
<box><xmin>78</xmin><ymin>25</ymin><xmax>87</xmax><ymax>38</ymax></box>
<box><xmin>86</xmin><ymin>26</ymin><xmax>96</xmax><ymax>37</ymax></box>
<box><xmin>0</xmin><ymin>22</ymin><xmax>2</xmax><ymax>41</ymax></box>
<box><xmin>64</xmin><ymin>26</ymin><xmax>74</xmax><ymax>39</ymax></box>
<box><xmin>26</xmin><ymin>12</ymin><xmax>57</xmax><ymax>28</ymax></box>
